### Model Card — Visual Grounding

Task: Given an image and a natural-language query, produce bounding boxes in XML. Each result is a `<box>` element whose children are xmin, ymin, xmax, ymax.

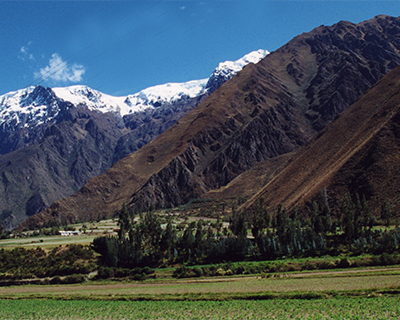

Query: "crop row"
<box><xmin>0</xmin><ymin>297</ymin><xmax>399</xmax><ymax>319</ymax></box>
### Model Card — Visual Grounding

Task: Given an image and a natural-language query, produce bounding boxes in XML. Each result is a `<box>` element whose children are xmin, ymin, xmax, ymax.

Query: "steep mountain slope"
<box><xmin>241</xmin><ymin>64</ymin><xmax>400</xmax><ymax>216</ymax></box>
<box><xmin>21</xmin><ymin>15</ymin><xmax>400</xmax><ymax>229</ymax></box>
<box><xmin>0</xmin><ymin>108</ymin><xmax>124</xmax><ymax>226</ymax></box>
<box><xmin>0</xmin><ymin>51</ymin><xmax>267</xmax><ymax>227</ymax></box>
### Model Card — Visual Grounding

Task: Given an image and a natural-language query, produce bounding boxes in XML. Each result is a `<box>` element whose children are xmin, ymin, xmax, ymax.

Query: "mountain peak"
<box><xmin>0</xmin><ymin>85</ymin><xmax>61</xmax><ymax>131</ymax></box>
<box><xmin>206</xmin><ymin>49</ymin><xmax>269</xmax><ymax>93</ymax></box>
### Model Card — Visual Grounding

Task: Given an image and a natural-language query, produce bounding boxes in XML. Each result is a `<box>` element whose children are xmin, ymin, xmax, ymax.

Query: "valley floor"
<box><xmin>2</xmin><ymin>266</ymin><xmax>400</xmax><ymax>300</ymax></box>
<box><xmin>1</xmin><ymin>266</ymin><xmax>399</xmax><ymax>319</ymax></box>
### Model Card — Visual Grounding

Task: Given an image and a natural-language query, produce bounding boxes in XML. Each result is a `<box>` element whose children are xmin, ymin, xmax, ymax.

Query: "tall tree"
<box><xmin>250</xmin><ymin>198</ymin><xmax>270</xmax><ymax>241</ymax></box>
<box><xmin>229</xmin><ymin>209</ymin><xmax>247</xmax><ymax>239</ymax></box>
<box><xmin>342</xmin><ymin>193</ymin><xmax>355</xmax><ymax>242</ymax></box>
<box><xmin>361</xmin><ymin>194</ymin><xmax>374</xmax><ymax>231</ymax></box>
<box><xmin>381</xmin><ymin>200</ymin><xmax>392</xmax><ymax>228</ymax></box>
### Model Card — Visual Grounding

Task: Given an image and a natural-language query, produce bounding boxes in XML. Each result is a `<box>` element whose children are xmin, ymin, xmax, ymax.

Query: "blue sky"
<box><xmin>1</xmin><ymin>1</ymin><xmax>400</xmax><ymax>97</ymax></box>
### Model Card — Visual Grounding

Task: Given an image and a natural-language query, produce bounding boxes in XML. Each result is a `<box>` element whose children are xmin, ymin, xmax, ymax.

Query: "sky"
<box><xmin>1</xmin><ymin>1</ymin><xmax>400</xmax><ymax>97</ymax></box>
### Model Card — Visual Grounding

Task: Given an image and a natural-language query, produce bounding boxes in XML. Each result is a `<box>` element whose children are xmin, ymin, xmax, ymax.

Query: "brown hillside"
<box><xmin>21</xmin><ymin>15</ymin><xmax>400</xmax><ymax>228</ymax></box>
<box><xmin>203</xmin><ymin>152</ymin><xmax>293</xmax><ymax>202</ymax></box>
<box><xmin>243</xmin><ymin>64</ymin><xmax>400</xmax><ymax>215</ymax></box>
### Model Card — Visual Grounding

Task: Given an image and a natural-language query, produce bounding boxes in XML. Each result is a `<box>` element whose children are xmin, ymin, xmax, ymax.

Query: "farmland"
<box><xmin>1</xmin><ymin>267</ymin><xmax>400</xmax><ymax>300</ymax></box>
<box><xmin>0</xmin><ymin>297</ymin><xmax>399</xmax><ymax>320</ymax></box>
<box><xmin>0</xmin><ymin>266</ymin><xmax>400</xmax><ymax>319</ymax></box>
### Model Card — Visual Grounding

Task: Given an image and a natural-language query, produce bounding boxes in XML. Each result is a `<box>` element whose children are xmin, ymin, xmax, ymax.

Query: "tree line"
<box><xmin>92</xmin><ymin>192</ymin><xmax>400</xmax><ymax>269</ymax></box>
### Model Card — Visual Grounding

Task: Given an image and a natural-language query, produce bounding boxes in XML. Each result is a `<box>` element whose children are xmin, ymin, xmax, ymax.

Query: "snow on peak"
<box><xmin>0</xmin><ymin>86</ymin><xmax>60</xmax><ymax>129</ymax></box>
<box><xmin>53</xmin><ymin>85</ymin><xmax>128</xmax><ymax>115</ymax></box>
<box><xmin>239</xmin><ymin>49</ymin><xmax>270</xmax><ymax>65</ymax></box>
<box><xmin>214</xmin><ymin>49</ymin><xmax>269</xmax><ymax>74</ymax></box>
<box><xmin>0</xmin><ymin>49</ymin><xmax>269</xmax><ymax>129</ymax></box>
<box><xmin>206</xmin><ymin>49</ymin><xmax>269</xmax><ymax>92</ymax></box>
<box><xmin>124</xmin><ymin>79</ymin><xmax>208</xmax><ymax>112</ymax></box>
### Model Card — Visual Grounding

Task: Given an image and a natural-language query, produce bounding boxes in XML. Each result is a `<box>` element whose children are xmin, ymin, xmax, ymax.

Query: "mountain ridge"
<box><xmin>20</xmin><ymin>15</ymin><xmax>400</xmax><ymax>229</ymax></box>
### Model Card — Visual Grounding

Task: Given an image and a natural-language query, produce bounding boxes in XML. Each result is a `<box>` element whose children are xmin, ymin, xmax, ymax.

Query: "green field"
<box><xmin>2</xmin><ymin>268</ymin><xmax>400</xmax><ymax>299</ymax></box>
<box><xmin>1</xmin><ymin>266</ymin><xmax>400</xmax><ymax>319</ymax></box>
<box><xmin>0</xmin><ymin>297</ymin><xmax>399</xmax><ymax>319</ymax></box>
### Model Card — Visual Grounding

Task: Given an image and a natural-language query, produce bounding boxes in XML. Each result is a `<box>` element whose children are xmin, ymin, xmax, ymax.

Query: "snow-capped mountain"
<box><xmin>0</xmin><ymin>50</ymin><xmax>269</xmax><ymax>132</ymax></box>
<box><xmin>206</xmin><ymin>49</ymin><xmax>269</xmax><ymax>93</ymax></box>
<box><xmin>0</xmin><ymin>86</ymin><xmax>63</xmax><ymax>132</ymax></box>
<box><xmin>123</xmin><ymin>79</ymin><xmax>209</xmax><ymax>114</ymax></box>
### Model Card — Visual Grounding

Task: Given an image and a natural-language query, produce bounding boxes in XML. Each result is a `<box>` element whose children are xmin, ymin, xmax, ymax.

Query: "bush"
<box><xmin>63</xmin><ymin>274</ymin><xmax>85</xmax><ymax>284</ymax></box>
<box><xmin>132</xmin><ymin>273</ymin><xmax>145</xmax><ymax>281</ymax></box>
<box><xmin>142</xmin><ymin>266</ymin><xmax>154</xmax><ymax>275</ymax></box>
<box><xmin>114</xmin><ymin>268</ymin><xmax>131</xmax><ymax>278</ymax></box>
<box><xmin>50</xmin><ymin>276</ymin><xmax>61</xmax><ymax>285</ymax></box>
<box><xmin>97</xmin><ymin>266</ymin><xmax>114</xmax><ymax>279</ymax></box>
<box><xmin>193</xmin><ymin>267</ymin><xmax>203</xmax><ymax>277</ymax></box>
<box><xmin>302</xmin><ymin>261</ymin><xmax>318</xmax><ymax>270</ymax></box>
<box><xmin>379</xmin><ymin>253</ymin><xmax>397</xmax><ymax>266</ymax></box>
<box><xmin>336</xmin><ymin>258</ymin><xmax>351</xmax><ymax>268</ymax></box>
<box><xmin>315</xmin><ymin>260</ymin><xmax>336</xmax><ymax>270</ymax></box>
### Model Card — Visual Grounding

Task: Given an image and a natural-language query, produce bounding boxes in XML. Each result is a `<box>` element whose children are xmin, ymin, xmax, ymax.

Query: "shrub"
<box><xmin>142</xmin><ymin>266</ymin><xmax>154</xmax><ymax>275</ymax></box>
<box><xmin>336</xmin><ymin>258</ymin><xmax>351</xmax><ymax>268</ymax></box>
<box><xmin>63</xmin><ymin>274</ymin><xmax>85</xmax><ymax>284</ymax></box>
<box><xmin>193</xmin><ymin>267</ymin><xmax>203</xmax><ymax>277</ymax></box>
<box><xmin>50</xmin><ymin>276</ymin><xmax>61</xmax><ymax>285</ymax></box>
<box><xmin>132</xmin><ymin>273</ymin><xmax>145</xmax><ymax>281</ymax></box>
<box><xmin>97</xmin><ymin>266</ymin><xmax>114</xmax><ymax>279</ymax></box>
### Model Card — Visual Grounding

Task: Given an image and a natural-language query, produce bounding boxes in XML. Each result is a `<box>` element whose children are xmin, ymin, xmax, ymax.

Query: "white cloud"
<box><xmin>35</xmin><ymin>53</ymin><xmax>85</xmax><ymax>83</ymax></box>
<box><xmin>19</xmin><ymin>41</ymin><xmax>34</xmax><ymax>61</ymax></box>
<box><xmin>180</xmin><ymin>6</ymin><xmax>186</xmax><ymax>10</ymax></box>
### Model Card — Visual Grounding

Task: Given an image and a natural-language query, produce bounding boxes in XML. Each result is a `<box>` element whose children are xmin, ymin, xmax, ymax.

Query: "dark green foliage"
<box><xmin>249</xmin><ymin>198</ymin><xmax>270</xmax><ymax>241</ymax></box>
<box><xmin>0</xmin><ymin>244</ymin><xmax>96</xmax><ymax>281</ymax></box>
<box><xmin>309</xmin><ymin>189</ymin><xmax>332</xmax><ymax>235</ymax></box>
<box><xmin>381</xmin><ymin>200</ymin><xmax>391</xmax><ymax>228</ymax></box>
<box><xmin>92</xmin><ymin>193</ymin><xmax>400</xmax><ymax>271</ymax></box>
<box><xmin>229</xmin><ymin>209</ymin><xmax>247</xmax><ymax>239</ymax></box>
<box><xmin>160</xmin><ymin>217</ymin><xmax>176</xmax><ymax>255</ymax></box>
<box><xmin>342</xmin><ymin>192</ymin><xmax>356</xmax><ymax>242</ymax></box>
<box><xmin>92</xmin><ymin>206</ymin><xmax>168</xmax><ymax>268</ymax></box>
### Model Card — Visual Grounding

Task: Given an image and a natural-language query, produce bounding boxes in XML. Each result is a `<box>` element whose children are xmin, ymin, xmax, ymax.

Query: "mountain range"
<box><xmin>18</xmin><ymin>14</ymin><xmax>400</xmax><ymax>229</ymax></box>
<box><xmin>0</xmin><ymin>50</ymin><xmax>268</xmax><ymax>227</ymax></box>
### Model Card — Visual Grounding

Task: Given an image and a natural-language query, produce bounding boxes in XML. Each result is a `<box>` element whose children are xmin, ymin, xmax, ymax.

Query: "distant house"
<box><xmin>59</xmin><ymin>230</ymin><xmax>80</xmax><ymax>236</ymax></box>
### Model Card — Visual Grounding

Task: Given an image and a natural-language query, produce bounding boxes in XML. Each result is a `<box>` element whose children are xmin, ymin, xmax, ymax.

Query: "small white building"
<box><xmin>59</xmin><ymin>230</ymin><xmax>81</xmax><ymax>236</ymax></box>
